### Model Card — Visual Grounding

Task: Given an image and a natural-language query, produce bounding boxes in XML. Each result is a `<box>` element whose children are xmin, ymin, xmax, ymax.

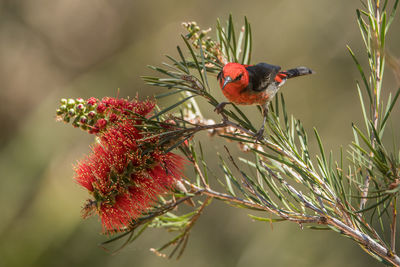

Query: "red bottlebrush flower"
<box><xmin>74</xmin><ymin>118</ymin><xmax>185</xmax><ymax>232</ymax></box>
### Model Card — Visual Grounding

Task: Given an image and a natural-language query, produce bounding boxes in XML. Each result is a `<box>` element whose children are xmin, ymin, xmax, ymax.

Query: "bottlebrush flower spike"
<box><xmin>74</xmin><ymin>118</ymin><xmax>185</xmax><ymax>232</ymax></box>
<box><xmin>59</xmin><ymin>96</ymin><xmax>188</xmax><ymax>233</ymax></box>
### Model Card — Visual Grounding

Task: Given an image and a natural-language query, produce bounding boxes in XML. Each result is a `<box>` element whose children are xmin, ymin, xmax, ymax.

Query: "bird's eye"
<box><xmin>234</xmin><ymin>73</ymin><xmax>243</xmax><ymax>81</ymax></box>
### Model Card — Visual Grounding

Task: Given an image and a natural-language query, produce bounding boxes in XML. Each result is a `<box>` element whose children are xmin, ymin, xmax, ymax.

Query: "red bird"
<box><xmin>217</xmin><ymin>62</ymin><xmax>314</xmax><ymax>138</ymax></box>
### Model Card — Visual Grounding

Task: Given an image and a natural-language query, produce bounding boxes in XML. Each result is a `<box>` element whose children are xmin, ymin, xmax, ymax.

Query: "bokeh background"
<box><xmin>1</xmin><ymin>0</ymin><xmax>399</xmax><ymax>266</ymax></box>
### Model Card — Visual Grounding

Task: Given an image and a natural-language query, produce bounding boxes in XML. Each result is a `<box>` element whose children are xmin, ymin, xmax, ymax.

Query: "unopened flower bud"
<box><xmin>76</xmin><ymin>103</ymin><xmax>84</xmax><ymax>111</ymax></box>
<box><xmin>67</xmin><ymin>99</ymin><xmax>76</xmax><ymax>107</ymax></box>
<box><xmin>79</xmin><ymin>116</ymin><xmax>88</xmax><ymax>124</ymax></box>
<box><xmin>72</xmin><ymin>116</ymin><xmax>81</xmax><ymax>128</ymax></box>
<box><xmin>68</xmin><ymin>109</ymin><xmax>76</xmax><ymax>116</ymax></box>
<box><xmin>88</xmin><ymin>111</ymin><xmax>96</xmax><ymax>118</ymax></box>
<box><xmin>59</xmin><ymin>105</ymin><xmax>67</xmax><ymax>112</ymax></box>
<box><xmin>60</xmin><ymin>98</ymin><xmax>68</xmax><ymax>105</ymax></box>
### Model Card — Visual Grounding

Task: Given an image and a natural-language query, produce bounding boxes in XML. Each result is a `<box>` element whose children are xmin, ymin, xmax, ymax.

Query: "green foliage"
<box><xmin>348</xmin><ymin>0</ymin><xmax>400</xmax><ymax>233</ymax></box>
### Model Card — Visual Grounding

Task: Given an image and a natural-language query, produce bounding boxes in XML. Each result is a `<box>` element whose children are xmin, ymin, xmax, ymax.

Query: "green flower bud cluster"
<box><xmin>182</xmin><ymin>21</ymin><xmax>221</xmax><ymax>61</ymax></box>
<box><xmin>56</xmin><ymin>98</ymin><xmax>99</xmax><ymax>131</ymax></box>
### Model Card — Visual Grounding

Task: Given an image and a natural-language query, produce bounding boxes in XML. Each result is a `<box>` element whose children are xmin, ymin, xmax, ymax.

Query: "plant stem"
<box><xmin>392</xmin><ymin>198</ymin><xmax>397</xmax><ymax>252</ymax></box>
<box><xmin>328</xmin><ymin>216</ymin><xmax>400</xmax><ymax>266</ymax></box>
<box><xmin>185</xmin><ymin>180</ymin><xmax>323</xmax><ymax>224</ymax></box>
<box><xmin>360</xmin><ymin>1</ymin><xmax>383</xmax><ymax>210</ymax></box>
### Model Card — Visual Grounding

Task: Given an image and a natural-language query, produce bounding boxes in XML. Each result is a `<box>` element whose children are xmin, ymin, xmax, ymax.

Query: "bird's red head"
<box><xmin>217</xmin><ymin>63</ymin><xmax>249</xmax><ymax>93</ymax></box>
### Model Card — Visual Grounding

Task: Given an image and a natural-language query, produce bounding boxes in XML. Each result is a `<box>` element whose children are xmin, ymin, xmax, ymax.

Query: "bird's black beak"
<box><xmin>222</xmin><ymin>76</ymin><xmax>233</xmax><ymax>89</ymax></box>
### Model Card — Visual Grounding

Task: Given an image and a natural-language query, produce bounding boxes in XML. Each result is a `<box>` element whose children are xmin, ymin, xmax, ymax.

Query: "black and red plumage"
<box><xmin>217</xmin><ymin>62</ymin><xmax>314</xmax><ymax>137</ymax></box>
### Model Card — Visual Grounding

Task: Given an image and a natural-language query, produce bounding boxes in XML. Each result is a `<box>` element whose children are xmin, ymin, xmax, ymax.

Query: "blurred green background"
<box><xmin>0</xmin><ymin>0</ymin><xmax>399</xmax><ymax>266</ymax></box>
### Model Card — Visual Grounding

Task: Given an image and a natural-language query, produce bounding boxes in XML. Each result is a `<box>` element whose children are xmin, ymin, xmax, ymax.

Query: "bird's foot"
<box><xmin>214</xmin><ymin>102</ymin><xmax>231</xmax><ymax>114</ymax></box>
<box><xmin>254</xmin><ymin>127</ymin><xmax>265</xmax><ymax>142</ymax></box>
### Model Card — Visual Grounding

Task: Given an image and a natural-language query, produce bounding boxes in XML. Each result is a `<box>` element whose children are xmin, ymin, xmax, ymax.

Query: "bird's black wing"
<box><xmin>245</xmin><ymin>63</ymin><xmax>281</xmax><ymax>92</ymax></box>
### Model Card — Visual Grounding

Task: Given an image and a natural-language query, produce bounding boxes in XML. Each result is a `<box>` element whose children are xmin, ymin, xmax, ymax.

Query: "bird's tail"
<box><xmin>284</xmin><ymin>66</ymin><xmax>314</xmax><ymax>79</ymax></box>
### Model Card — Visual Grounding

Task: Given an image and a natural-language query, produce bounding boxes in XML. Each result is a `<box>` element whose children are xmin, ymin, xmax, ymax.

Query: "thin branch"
<box><xmin>360</xmin><ymin>1</ymin><xmax>383</xmax><ymax>210</ymax></box>
<box><xmin>193</xmin><ymin>159</ymin><xmax>209</xmax><ymax>188</ymax></box>
<box><xmin>174</xmin><ymin>196</ymin><xmax>211</xmax><ymax>259</ymax></box>
<box><xmin>184</xmin><ymin>180</ymin><xmax>323</xmax><ymax>224</ymax></box>
<box><xmin>391</xmin><ymin>197</ymin><xmax>397</xmax><ymax>252</ymax></box>
<box><xmin>327</xmin><ymin>216</ymin><xmax>400</xmax><ymax>266</ymax></box>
